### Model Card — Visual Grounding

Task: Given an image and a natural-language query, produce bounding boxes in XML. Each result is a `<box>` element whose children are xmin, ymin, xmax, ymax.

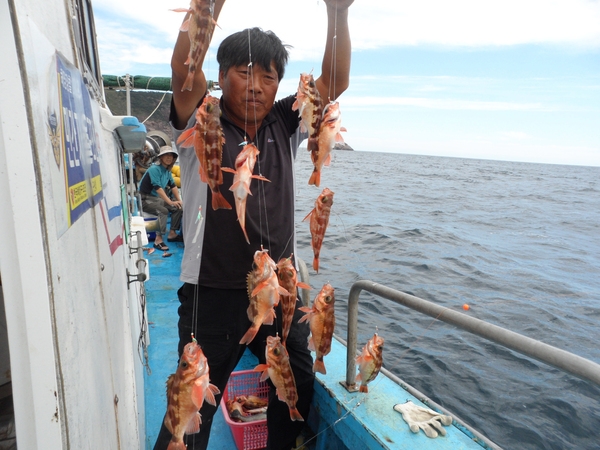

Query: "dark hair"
<box><xmin>217</xmin><ymin>28</ymin><xmax>290</xmax><ymax>81</ymax></box>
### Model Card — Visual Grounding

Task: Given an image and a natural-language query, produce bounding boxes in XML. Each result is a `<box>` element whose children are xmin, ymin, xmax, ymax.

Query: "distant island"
<box><xmin>334</xmin><ymin>142</ymin><xmax>354</xmax><ymax>151</ymax></box>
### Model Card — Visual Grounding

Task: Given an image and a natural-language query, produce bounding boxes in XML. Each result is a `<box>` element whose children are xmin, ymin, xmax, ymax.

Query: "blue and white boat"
<box><xmin>1</xmin><ymin>0</ymin><xmax>598</xmax><ymax>449</ymax></box>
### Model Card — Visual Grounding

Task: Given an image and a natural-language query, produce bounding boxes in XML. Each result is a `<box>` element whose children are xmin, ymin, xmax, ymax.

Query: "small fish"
<box><xmin>303</xmin><ymin>188</ymin><xmax>334</xmax><ymax>273</ymax></box>
<box><xmin>292</xmin><ymin>73</ymin><xmax>323</xmax><ymax>137</ymax></box>
<box><xmin>164</xmin><ymin>340</ymin><xmax>220</xmax><ymax>450</ymax></box>
<box><xmin>355</xmin><ymin>333</ymin><xmax>385</xmax><ymax>393</ymax></box>
<box><xmin>172</xmin><ymin>0</ymin><xmax>217</xmax><ymax>91</ymax></box>
<box><xmin>222</xmin><ymin>143</ymin><xmax>270</xmax><ymax>243</ymax></box>
<box><xmin>298</xmin><ymin>284</ymin><xmax>335</xmax><ymax>374</ymax></box>
<box><xmin>240</xmin><ymin>250</ymin><xmax>288</xmax><ymax>345</ymax></box>
<box><xmin>177</xmin><ymin>95</ymin><xmax>231</xmax><ymax>210</ymax></box>
<box><xmin>234</xmin><ymin>395</ymin><xmax>269</xmax><ymax>410</ymax></box>
<box><xmin>308</xmin><ymin>101</ymin><xmax>346</xmax><ymax>187</ymax></box>
<box><xmin>276</xmin><ymin>256</ymin><xmax>311</xmax><ymax>346</ymax></box>
<box><xmin>254</xmin><ymin>335</ymin><xmax>304</xmax><ymax>421</ymax></box>
<box><xmin>226</xmin><ymin>400</ymin><xmax>267</xmax><ymax>423</ymax></box>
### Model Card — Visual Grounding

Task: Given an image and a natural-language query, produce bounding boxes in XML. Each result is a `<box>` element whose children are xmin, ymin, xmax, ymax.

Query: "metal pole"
<box><xmin>345</xmin><ymin>280</ymin><xmax>600</xmax><ymax>389</ymax></box>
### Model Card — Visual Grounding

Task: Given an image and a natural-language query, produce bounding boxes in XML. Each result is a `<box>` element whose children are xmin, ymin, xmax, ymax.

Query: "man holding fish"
<box><xmin>153</xmin><ymin>0</ymin><xmax>354</xmax><ymax>449</ymax></box>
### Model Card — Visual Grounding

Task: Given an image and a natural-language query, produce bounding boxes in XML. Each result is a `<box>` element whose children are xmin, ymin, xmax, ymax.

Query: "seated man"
<box><xmin>139</xmin><ymin>146</ymin><xmax>183</xmax><ymax>250</ymax></box>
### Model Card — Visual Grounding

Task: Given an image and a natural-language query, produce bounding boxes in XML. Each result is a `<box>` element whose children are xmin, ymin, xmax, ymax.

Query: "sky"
<box><xmin>94</xmin><ymin>0</ymin><xmax>600</xmax><ymax>166</ymax></box>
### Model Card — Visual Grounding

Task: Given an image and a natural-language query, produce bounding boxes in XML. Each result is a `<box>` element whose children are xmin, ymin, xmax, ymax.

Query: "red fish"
<box><xmin>355</xmin><ymin>333</ymin><xmax>385</xmax><ymax>393</ymax></box>
<box><xmin>164</xmin><ymin>340</ymin><xmax>220</xmax><ymax>450</ymax></box>
<box><xmin>172</xmin><ymin>0</ymin><xmax>217</xmax><ymax>92</ymax></box>
<box><xmin>240</xmin><ymin>250</ymin><xmax>288</xmax><ymax>345</ymax></box>
<box><xmin>292</xmin><ymin>73</ymin><xmax>323</xmax><ymax>137</ymax></box>
<box><xmin>303</xmin><ymin>188</ymin><xmax>334</xmax><ymax>273</ymax></box>
<box><xmin>177</xmin><ymin>94</ymin><xmax>231</xmax><ymax>210</ymax></box>
<box><xmin>221</xmin><ymin>143</ymin><xmax>270</xmax><ymax>243</ymax></box>
<box><xmin>308</xmin><ymin>101</ymin><xmax>345</xmax><ymax>187</ymax></box>
<box><xmin>254</xmin><ymin>335</ymin><xmax>304</xmax><ymax>421</ymax></box>
<box><xmin>298</xmin><ymin>283</ymin><xmax>335</xmax><ymax>374</ymax></box>
<box><xmin>276</xmin><ymin>255</ymin><xmax>311</xmax><ymax>346</ymax></box>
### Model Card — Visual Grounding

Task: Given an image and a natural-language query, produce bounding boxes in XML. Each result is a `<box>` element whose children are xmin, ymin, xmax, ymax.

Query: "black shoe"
<box><xmin>167</xmin><ymin>234</ymin><xmax>184</xmax><ymax>243</ymax></box>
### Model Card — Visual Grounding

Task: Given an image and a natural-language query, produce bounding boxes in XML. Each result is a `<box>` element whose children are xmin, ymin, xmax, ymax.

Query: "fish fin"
<box><xmin>221</xmin><ymin>167</ymin><xmax>236</xmax><ymax>174</ymax></box>
<box><xmin>167</xmin><ymin>441</ymin><xmax>187</xmax><ymax>450</ymax></box>
<box><xmin>230</xmin><ymin>180</ymin><xmax>242</xmax><ymax>191</ymax></box>
<box><xmin>187</xmin><ymin>412</ymin><xmax>202</xmax><ymax>433</ymax></box>
<box><xmin>324</xmin><ymin>153</ymin><xmax>332</xmax><ymax>167</ymax></box>
<box><xmin>204</xmin><ymin>384</ymin><xmax>220</xmax><ymax>406</ymax></box>
<box><xmin>307</xmin><ymin>336</ymin><xmax>317</xmax><ymax>352</ymax></box>
<box><xmin>182</xmin><ymin>71</ymin><xmax>194</xmax><ymax>92</ymax></box>
<box><xmin>289</xmin><ymin>407</ymin><xmax>304</xmax><ymax>422</ymax></box>
<box><xmin>174</xmin><ymin>16</ymin><xmax>190</xmax><ymax>33</ymax></box>
<box><xmin>251</xmin><ymin>174</ymin><xmax>270</xmax><ymax>182</ymax></box>
<box><xmin>355</xmin><ymin>372</ymin><xmax>362</xmax><ymax>382</ymax></box>
<box><xmin>297</xmin><ymin>309</ymin><xmax>313</xmax><ymax>324</ymax></box>
<box><xmin>335</xmin><ymin>132</ymin><xmax>346</xmax><ymax>143</ymax></box>
<box><xmin>262</xmin><ymin>308</ymin><xmax>276</xmax><ymax>325</ymax></box>
<box><xmin>308</xmin><ymin>169</ymin><xmax>320</xmax><ymax>187</ymax></box>
<box><xmin>359</xmin><ymin>385</ymin><xmax>369</xmax><ymax>393</ymax></box>
<box><xmin>242</xmin><ymin>227</ymin><xmax>250</xmax><ymax>245</ymax></box>
<box><xmin>302</xmin><ymin>209</ymin><xmax>315</xmax><ymax>222</ymax></box>
<box><xmin>313</xmin><ymin>358</ymin><xmax>326</xmax><ymax>374</ymax></box>
<box><xmin>239</xmin><ymin>326</ymin><xmax>258</xmax><ymax>345</ymax></box>
<box><xmin>278</xmin><ymin>286</ymin><xmax>290</xmax><ymax>297</ymax></box>
<box><xmin>299</xmin><ymin>121</ymin><xmax>308</xmax><ymax>133</ymax></box>
<box><xmin>292</xmin><ymin>99</ymin><xmax>299</xmax><ymax>111</ymax></box>
<box><xmin>250</xmin><ymin>280</ymin><xmax>269</xmax><ymax>297</ymax></box>
<box><xmin>254</xmin><ymin>364</ymin><xmax>270</xmax><ymax>382</ymax></box>
<box><xmin>296</xmin><ymin>282</ymin><xmax>311</xmax><ymax>290</ymax></box>
<box><xmin>313</xmin><ymin>257</ymin><xmax>319</xmax><ymax>273</ymax></box>
<box><xmin>211</xmin><ymin>190</ymin><xmax>232</xmax><ymax>210</ymax></box>
<box><xmin>176</xmin><ymin>128</ymin><xmax>195</xmax><ymax>147</ymax></box>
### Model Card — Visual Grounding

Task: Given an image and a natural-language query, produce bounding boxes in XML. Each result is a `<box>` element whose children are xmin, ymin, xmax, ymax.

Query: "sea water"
<box><xmin>292</xmin><ymin>150</ymin><xmax>600</xmax><ymax>450</ymax></box>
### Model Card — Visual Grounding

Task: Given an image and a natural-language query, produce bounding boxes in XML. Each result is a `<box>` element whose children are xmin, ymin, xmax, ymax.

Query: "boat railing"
<box><xmin>342</xmin><ymin>280</ymin><xmax>600</xmax><ymax>391</ymax></box>
<box><xmin>336</xmin><ymin>280</ymin><xmax>600</xmax><ymax>450</ymax></box>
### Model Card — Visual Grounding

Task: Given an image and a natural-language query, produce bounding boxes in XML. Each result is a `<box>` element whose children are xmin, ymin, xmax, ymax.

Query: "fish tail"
<box><xmin>239</xmin><ymin>326</ymin><xmax>258</xmax><ymax>345</ymax></box>
<box><xmin>313</xmin><ymin>358</ymin><xmax>326</xmax><ymax>375</ymax></box>
<box><xmin>242</xmin><ymin>226</ymin><xmax>250</xmax><ymax>244</ymax></box>
<box><xmin>289</xmin><ymin>407</ymin><xmax>305</xmax><ymax>422</ymax></box>
<box><xmin>181</xmin><ymin>71</ymin><xmax>195</xmax><ymax>92</ymax></box>
<box><xmin>308</xmin><ymin>169</ymin><xmax>320</xmax><ymax>187</ymax></box>
<box><xmin>167</xmin><ymin>440</ymin><xmax>187</xmax><ymax>450</ymax></box>
<box><xmin>211</xmin><ymin>190</ymin><xmax>232</xmax><ymax>210</ymax></box>
<box><xmin>359</xmin><ymin>385</ymin><xmax>369</xmax><ymax>393</ymax></box>
<box><xmin>313</xmin><ymin>256</ymin><xmax>319</xmax><ymax>273</ymax></box>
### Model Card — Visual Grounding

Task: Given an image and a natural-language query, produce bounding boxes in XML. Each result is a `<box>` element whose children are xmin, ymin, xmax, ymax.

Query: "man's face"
<box><xmin>219</xmin><ymin>61</ymin><xmax>280</xmax><ymax>134</ymax></box>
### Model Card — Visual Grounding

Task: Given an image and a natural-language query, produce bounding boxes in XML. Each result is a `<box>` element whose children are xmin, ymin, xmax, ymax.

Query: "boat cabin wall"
<box><xmin>0</xmin><ymin>0</ymin><xmax>145</xmax><ymax>449</ymax></box>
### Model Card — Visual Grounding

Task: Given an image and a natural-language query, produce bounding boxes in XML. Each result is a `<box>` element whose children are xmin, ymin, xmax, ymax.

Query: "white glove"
<box><xmin>393</xmin><ymin>400</ymin><xmax>453</xmax><ymax>438</ymax></box>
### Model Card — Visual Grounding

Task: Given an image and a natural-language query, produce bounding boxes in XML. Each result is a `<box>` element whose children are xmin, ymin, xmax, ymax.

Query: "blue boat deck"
<box><xmin>143</xmin><ymin>238</ymin><xmax>492</xmax><ymax>449</ymax></box>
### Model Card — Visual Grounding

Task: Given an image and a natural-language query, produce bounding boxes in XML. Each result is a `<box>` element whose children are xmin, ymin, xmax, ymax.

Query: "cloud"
<box><xmin>93</xmin><ymin>0</ymin><xmax>600</xmax><ymax>76</ymax></box>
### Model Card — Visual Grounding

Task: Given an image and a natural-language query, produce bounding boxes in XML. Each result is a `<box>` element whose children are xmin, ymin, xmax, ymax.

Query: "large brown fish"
<box><xmin>355</xmin><ymin>333</ymin><xmax>385</xmax><ymax>393</ymax></box>
<box><xmin>308</xmin><ymin>101</ymin><xmax>345</xmax><ymax>187</ymax></box>
<box><xmin>172</xmin><ymin>0</ymin><xmax>217</xmax><ymax>92</ymax></box>
<box><xmin>298</xmin><ymin>283</ymin><xmax>335</xmax><ymax>374</ymax></box>
<box><xmin>177</xmin><ymin>95</ymin><xmax>231</xmax><ymax>210</ymax></box>
<box><xmin>240</xmin><ymin>250</ymin><xmax>288</xmax><ymax>345</ymax></box>
<box><xmin>292</xmin><ymin>73</ymin><xmax>323</xmax><ymax>137</ymax></box>
<box><xmin>164</xmin><ymin>339</ymin><xmax>220</xmax><ymax>450</ymax></box>
<box><xmin>276</xmin><ymin>255</ymin><xmax>311</xmax><ymax>346</ymax></box>
<box><xmin>254</xmin><ymin>335</ymin><xmax>304</xmax><ymax>421</ymax></box>
<box><xmin>303</xmin><ymin>188</ymin><xmax>334</xmax><ymax>273</ymax></box>
<box><xmin>221</xmin><ymin>143</ymin><xmax>270</xmax><ymax>243</ymax></box>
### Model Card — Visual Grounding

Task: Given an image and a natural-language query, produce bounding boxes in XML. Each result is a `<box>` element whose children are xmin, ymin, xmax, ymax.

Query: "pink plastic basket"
<box><xmin>220</xmin><ymin>370</ymin><xmax>270</xmax><ymax>450</ymax></box>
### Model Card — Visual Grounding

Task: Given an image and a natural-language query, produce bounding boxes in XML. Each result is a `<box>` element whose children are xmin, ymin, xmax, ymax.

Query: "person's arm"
<box><xmin>171</xmin><ymin>0</ymin><xmax>227</xmax><ymax>129</ymax></box>
<box><xmin>315</xmin><ymin>0</ymin><xmax>354</xmax><ymax>104</ymax></box>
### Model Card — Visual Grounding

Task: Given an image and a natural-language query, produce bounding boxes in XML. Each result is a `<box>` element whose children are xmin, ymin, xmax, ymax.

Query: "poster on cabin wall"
<box><xmin>56</xmin><ymin>53</ymin><xmax>104</xmax><ymax>230</ymax></box>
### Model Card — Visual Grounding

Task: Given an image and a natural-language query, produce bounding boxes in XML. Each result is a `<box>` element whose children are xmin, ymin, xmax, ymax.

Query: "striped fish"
<box><xmin>276</xmin><ymin>255</ymin><xmax>311</xmax><ymax>346</ymax></box>
<box><xmin>292</xmin><ymin>72</ymin><xmax>323</xmax><ymax>137</ymax></box>
<box><xmin>177</xmin><ymin>94</ymin><xmax>231</xmax><ymax>210</ymax></box>
<box><xmin>299</xmin><ymin>283</ymin><xmax>335</xmax><ymax>374</ymax></box>
<box><xmin>303</xmin><ymin>188</ymin><xmax>334</xmax><ymax>273</ymax></box>
<box><xmin>164</xmin><ymin>340</ymin><xmax>220</xmax><ymax>450</ymax></box>
<box><xmin>240</xmin><ymin>250</ymin><xmax>288</xmax><ymax>345</ymax></box>
<box><xmin>308</xmin><ymin>101</ymin><xmax>345</xmax><ymax>187</ymax></box>
<box><xmin>172</xmin><ymin>0</ymin><xmax>217</xmax><ymax>91</ymax></box>
<box><xmin>356</xmin><ymin>333</ymin><xmax>385</xmax><ymax>393</ymax></box>
<box><xmin>254</xmin><ymin>335</ymin><xmax>304</xmax><ymax>421</ymax></box>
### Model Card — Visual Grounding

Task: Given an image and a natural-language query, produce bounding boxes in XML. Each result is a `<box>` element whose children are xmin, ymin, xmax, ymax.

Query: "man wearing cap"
<box><xmin>139</xmin><ymin>146</ymin><xmax>184</xmax><ymax>251</ymax></box>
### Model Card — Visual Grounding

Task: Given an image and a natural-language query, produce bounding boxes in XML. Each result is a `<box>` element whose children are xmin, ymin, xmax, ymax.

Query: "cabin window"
<box><xmin>73</xmin><ymin>0</ymin><xmax>102</xmax><ymax>85</ymax></box>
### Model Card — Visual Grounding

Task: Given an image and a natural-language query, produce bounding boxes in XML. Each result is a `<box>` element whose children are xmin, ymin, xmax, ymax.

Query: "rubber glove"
<box><xmin>393</xmin><ymin>400</ymin><xmax>453</xmax><ymax>438</ymax></box>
